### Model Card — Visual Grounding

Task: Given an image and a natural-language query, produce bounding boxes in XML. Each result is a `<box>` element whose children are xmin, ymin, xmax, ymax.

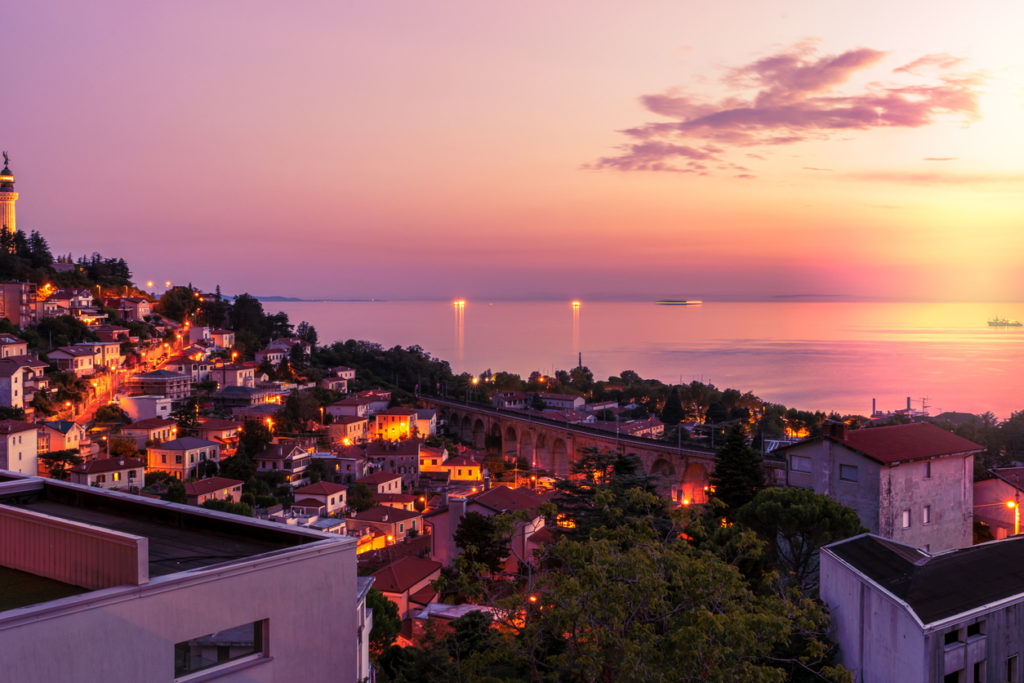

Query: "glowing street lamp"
<box><xmin>1008</xmin><ymin>501</ymin><xmax>1020</xmax><ymax>536</ymax></box>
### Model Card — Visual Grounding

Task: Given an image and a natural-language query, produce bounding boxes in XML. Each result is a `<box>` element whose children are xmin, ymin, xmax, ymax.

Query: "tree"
<box><xmin>171</xmin><ymin>396</ymin><xmax>201</xmax><ymax>436</ymax></box>
<box><xmin>155</xmin><ymin>286</ymin><xmax>200</xmax><ymax>323</ymax></box>
<box><xmin>347</xmin><ymin>482</ymin><xmax>376</xmax><ymax>512</ymax></box>
<box><xmin>201</xmin><ymin>499</ymin><xmax>253</xmax><ymax>517</ymax></box>
<box><xmin>736</xmin><ymin>487</ymin><xmax>865</xmax><ymax>592</ymax></box>
<box><xmin>296</xmin><ymin>320</ymin><xmax>318</xmax><ymax>347</ymax></box>
<box><xmin>38</xmin><ymin>449</ymin><xmax>83</xmax><ymax>480</ymax></box>
<box><xmin>454</xmin><ymin>512</ymin><xmax>508</xmax><ymax>574</ymax></box>
<box><xmin>219</xmin><ymin>454</ymin><xmax>256</xmax><ymax>482</ymax></box>
<box><xmin>661</xmin><ymin>386</ymin><xmax>686</xmax><ymax>426</ymax></box>
<box><xmin>237</xmin><ymin>422</ymin><xmax>272</xmax><ymax>458</ymax></box>
<box><xmin>710</xmin><ymin>423</ymin><xmax>765</xmax><ymax>511</ymax></box>
<box><xmin>94</xmin><ymin>404</ymin><xmax>130</xmax><ymax>424</ymax></box>
<box><xmin>107</xmin><ymin>437</ymin><xmax>140</xmax><ymax>460</ymax></box>
<box><xmin>367</xmin><ymin>588</ymin><xmax>401</xmax><ymax>659</ymax></box>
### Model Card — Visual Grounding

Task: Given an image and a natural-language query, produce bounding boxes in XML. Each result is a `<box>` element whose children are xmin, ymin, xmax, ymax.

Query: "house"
<box><xmin>266</xmin><ymin>337</ymin><xmax>312</xmax><ymax>356</ymax></box>
<box><xmin>293</xmin><ymin>481</ymin><xmax>348</xmax><ymax>514</ymax></box>
<box><xmin>129</xmin><ymin>369</ymin><xmax>192</xmax><ymax>401</ymax></box>
<box><xmin>121</xmin><ymin>417</ymin><xmax>177</xmax><ymax>449</ymax></box>
<box><xmin>147</xmin><ymin>437</ymin><xmax>220</xmax><ymax>480</ymax></box>
<box><xmin>0</xmin><ymin>356</ymin><xmax>47</xmax><ymax>410</ymax></box>
<box><xmin>117</xmin><ymin>394</ymin><xmax>172</xmax><ymax>421</ymax></box>
<box><xmin>69</xmin><ymin>457</ymin><xmax>145</xmax><ymax>490</ymax></box>
<box><xmin>209</xmin><ymin>329</ymin><xmax>235</xmax><ymax>349</ymax></box>
<box><xmin>419</xmin><ymin>444</ymin><xmax>449</xmax><ymax>473</ymax></box>
<box><xmin>196</xmin><ymin>417</ymin><xmax>241</xmax><ymax>452</ymax></box>
<box><xmin>356</xmin><ymin>472</ymin><xmax>403</xmax><ymax>495</ymax></box>
<box><xmin>312</xmin><ymin>452</ymin><xmax>369</xmax><ymax>485</ymax></box>
<box><xmin>36</xmin><ymin>420</ymin><xmax>88</xmax><ymax>454</ymax></box>
<box><xmin>0</xmin><ymin>476</ymin><xmax>364</xmax><ymax>683</ymax></box>
<box><xmin>333</xmin><ymin>366</ymin><xmax>356</xmax><ymax>381</ymax></box>
<box><xmin>781</xmin><ymin>422</ymin><xmax>982</xmax><ymax>553</ymax></box>
<box><xmin>209</xmin><ymin>362</ymin><xmax>256</xmax><ymax>388</ymax></box>
<box><xmin>425</xmin><ymin>485</ymin><xmax>550</xmax><ymax>568</ymax></box>
<box><xmin>348</xmin><ymin>505</ymin><xmax>423</xmax><ymax>543</ymax></box>
<box><xmin>363</xmin><ymin>439</ymin><xmax>421</xmax><ymax>488</ymax></box>
<box><xmin>357</xmin><ymin>389</ymin><xmax>391</xmax><ymax>414</ymax></box>
<box><xmin>821</xmin><ymin>533</ymin><xmax>1024</xmax><ymax>683</ymax></box>
<box><xmin>0</xmin><ymin>334</ymin><xmax>28</xmax><ymax>358</ymax></box>
<box><xmin>328</xmin><ymin>416</ymin><xmax>368</xmax><ymax>446</ymax></box>
<box><xmin>47</xmin><ymin>346</ymin><xmax>96</xmax><ymax>377</ymax></box>
<box><xmin>320</xmin><ymin>376</ymin><xmax>348</xmax><ymax>393</ymax></box>
<box><xmin>536</xmin><ymin>392</ymin><xmax>585</xmax><ymax>411</ymax></box>
<box><xmin>0</xmin><ymin>419</ymin><xmax>38</xmax><ymax>475</ymax></box>
<box><xmin>493</xmin><ymin>391</ymin><xmax>529</xmax><ymax>410</ymax></box>
<box><xmin>373</xmin><ymin>408</ymin><xmax>418</xmax><ymax>441</ymax></box>
<box><xmin>370</xmin><ymin>556</ymin><xmax>442</xmax><ymax>620</ymax></box>
<box><xmin>90</xmin><ymin>325</ymin><xmax>131</xmax><ymax>343</ymax></box>
<box><xmin>444</xmin><ymin>455</ymin><xmax>484</xmax><ymax>483</ymax></box>
<box><xmin>974</xmin><ymin>467</ymin><xmax>1024</xmax><ymax>540</ymax></box>
<box><xmin>72</xmin><ymin>340</ymin><xmax>123</xmax><ymax>368</ymax></box>
<box><xmin>104</xmin><ymin>296</ymin><xmax>152</xmax><ymax>322</ymax></box>
<box><xmin>164</xmin><ymin>356</ymin><xmax>211</xmax><ymax>382</ymax></box>
<box><xmin>184</xmin><ymin>476</ymin><xmax>244</xmax><ymax>506</ymax></box>
<box><xmin>415</xmin><ymin>409</ymin><xmax>437</xmax><ymax>437</ymax></box>
<box><xmin>374</xmin><ymin>493</ymin><xmax>418</xmax><ymax>512</ymax></box>
<box><xmin>327</xmin><ymin>396</ymin><xmax>374</xmax><ymax>419</ymax></box>
<box><xmin>213</xmin><ymin>385</ymin><xmax>276</xmax><ymax>409</ymax></box>
<box><xmin>255</xmin><ymin>347</ymin><xmax>287</xmax><ymax>366</ymax></box>
<box><xmin>0</xmin><ymin>282</ymin><xmax>38</xmax><ymax>328</ymax></box>
<box><xmin>254</xmin><ymin>443</ymin><xmax>311</xmax><ymax>484</ymax></box>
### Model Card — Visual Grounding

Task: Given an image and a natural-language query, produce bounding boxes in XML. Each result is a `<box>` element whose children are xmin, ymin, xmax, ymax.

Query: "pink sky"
<box><xmin>4</xmin><ymin>1</ymin><xmax>1023</xmax><ymax>301</ymax></box>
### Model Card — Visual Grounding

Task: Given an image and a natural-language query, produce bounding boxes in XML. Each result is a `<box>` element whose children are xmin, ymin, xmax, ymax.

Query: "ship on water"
<box><xmin>656</xmin><ymin>299</ymin><xmax>703</xmax><ymax>306</ymax></box>
<box><xmin>988</xmin><ymin>316</ymin><xmax>1022</xmax><ymax>327</ymax></box>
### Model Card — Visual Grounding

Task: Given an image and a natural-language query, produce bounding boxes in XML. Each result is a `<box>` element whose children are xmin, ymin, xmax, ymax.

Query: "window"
<box><xmin>943</xmin><ymin>671</ymin><xmax>962</xmax><ymax>683</ymax></box>
<box><xmin>967</xmin><ymin>621</ymin><xmax>985</xmax><ymax>638</ymax></box>
<box><xmin>923</xmin><ymin>505</ymin><xmax>932</xmax><ymax>524</ymax></box>
<box><xmin>944</xmin><ymin>629</ymin><xmax>962</xmax><ymax>646</ymax></box>
<box><xmin>113</xmin><ymin>472</ymin><xmax>121</xmax><ymax>482</ymax></box>
<box><xmin>902</xmin><ymin>509</ymin><xmax>911</xmax><ymax>528</ymax></box>
<box><xmin>97</xmin><ymin>475</ymin><xmax>106</xmax><ymax>483</ymax></box>
<box><xmin>128</xmin><ymin>470</ymin><xmax>136</xmax><ymax>480</ymax></box>
<box><xmin>839</xmin><ymin>464</ymin><xmax>859</xmax><ymax>482</ymax></box>
<box><xmin>173</xmin><ymin>620</ymin><xmax>266</xmax><ymax>678</ymax></box>
<box><xmin>175</xmin><ymin>455</ymin><xmax>183</xmax><ymax>465</ymax></box>
<box><xmin>974</xmin><ymin>661</ymin><xmax>985</xmax><ymax>682</ymax></box>
<box><xmin>399</xmin><ymin>523</ymin><xmax>404</xmax><ymax>532</ymax></box>
<box><xmin>1007</xmin><ymin>655</ymin><xmax>1018</xmax><ymax>683</ymax></box>
<box><xmin>925</xmin><ymin>461</ymin><xmax>932</xmax><ymax>478</ymax></box>
<box><xmin>162</xmin><ymin>454</ymin><xmax>167</xmax><ymax>464</ymax></box>
<box><xmin>791</xmin><ymin>455</ymin><xmax>811</xmax><ymax>473</ymax></box>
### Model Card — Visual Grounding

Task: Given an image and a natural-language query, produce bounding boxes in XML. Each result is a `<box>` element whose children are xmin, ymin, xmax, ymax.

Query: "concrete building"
<box><xmin>0</xmin><ymin>333</ymin><xmax>27</xmax><ymax>357</ymax></box>
<box><xmin>36</xmin><ymin>420</ymin><xmax>88</xmax><ymax>454</ymax></box>
<box><xmin>822</xmin><ymin>533</ymin><xmax>1024</xmax><ymax>683</ymax></box>
<box><xmin>121</xmin><ymin>417</ymin><xmax>177</xmax><ymax>449</ymax></box>
<box><xmin>347</xmin><ymin>505</ymin><xmax>422</xmax><ymax>543</ymax></box>
<box><xmin>0</xmin><ymin>420</ymin><xmax>38</xmax><ymax>476</ymax></box>
<box><xmin>117</xmin><ymin>394</ymin><xmax>173</xmax><ymax>421</ymax></box>
<box><xmin>0</xmin><ymin>356</ymin><xmax>46</xmax><ymax>410</ymax></box>
<box><xmin>254</xmin><ymin>443</ymin><xmax>311</xmax><ymax>484</ymax></box>
<box><xmin>147</xmin><ymin>437</ymin><xmax>220</xmax><ymax>480</ymax></box>
<box><xmin>365</xmin><ymin>439</ymin><xmax>421</xmax><ymax>488</ymax></box>
<box><xmin>68</xmin><ymin>457</ymin><xmax>145</xmax><ymax>490</ymax></box>
<box><xmin>371</xmin><ymin>556</ymin><xmax>442</xmax><ymax>620</ymax></box>
<box><xmin>47</xmin><ymin>346</ymin><xmax>97</xmax><ymax>377</ymax></box>
<box><xmin>293</xmin><ymin>481</ymin><xmax>348</xmax><ymax>514</ymax></box>
<box><xmin>0</xmin><ymin>282</ymin><xmax>37</xmax><ymax>328</ymax></box>
<box><xmin>184</xmin><ymin>477</ymin><xmax>243</xmax><ymax>506</ymax></box>
<box><xmin>373</xmin><ymin>408</ymin><xmax>418</xmax><ymax>441</ymax></box>
<box><xmin>0</xmin><ymin>475</ymin><xmax>365</xmax><ymax>683</ymax></box>
<box><xmin>782</xmin><ymin>422</ymin><xmax>982</xmax><ymax>552</ymax></box>
<box><xmin>130</xmin><ymin>370</ymin><xmax>192</xmax><ymax>401</ymax></box>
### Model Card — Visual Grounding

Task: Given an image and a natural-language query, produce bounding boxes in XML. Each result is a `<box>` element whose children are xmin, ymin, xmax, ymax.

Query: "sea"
<box><xmin>264</xmin><ymin>300</ymin><xmax>1024</xmax><ymax>420</ymax></box>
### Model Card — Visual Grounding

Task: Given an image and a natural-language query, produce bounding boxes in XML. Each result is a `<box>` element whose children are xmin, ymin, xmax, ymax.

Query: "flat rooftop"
<box><xmin>0</xmin><ymin>477</ymin><xmax>340</xmax><ymax>611</ymax></box>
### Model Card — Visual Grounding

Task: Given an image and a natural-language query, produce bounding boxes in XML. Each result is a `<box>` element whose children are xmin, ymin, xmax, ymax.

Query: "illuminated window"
<box><xmin>839</xmin><ymin>465</ymin><xmax>858</xmax><ymax>482</ymax></box>
<box><xmin>923</xmin><ymin>505</ymin><xmax>931</xmax><ymax>524</ymax></box>
<box><xmin>174</xmin><ymin>620</ymin><xmax>267</xmax><ymax>678</ymax></box>
<box><xmin>902</xmin><ymin>509</ymin><xmax>911</xmax><ymax>528</ymax></box>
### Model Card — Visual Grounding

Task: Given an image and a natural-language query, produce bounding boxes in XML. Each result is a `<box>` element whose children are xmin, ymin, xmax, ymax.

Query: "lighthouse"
<box><xmin>0</xmin><ymin>151</ymin><xmax>16</xmax><ymax>234</ymax></box>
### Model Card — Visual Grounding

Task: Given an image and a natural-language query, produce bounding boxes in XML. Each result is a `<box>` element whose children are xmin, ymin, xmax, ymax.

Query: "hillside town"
<box><xmin>5</xmin><ymin>159</ymin><xmax>1024</xmax><ymax>681</ymax></box>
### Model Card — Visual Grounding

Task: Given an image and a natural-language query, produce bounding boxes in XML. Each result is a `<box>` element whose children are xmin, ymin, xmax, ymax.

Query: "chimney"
<box><xmin>872</xmin><ymin>398</ymin><xmax>876</xmax><ymax>416</ymax></box>
<box><xmin>825</xmin><ymin>419</ymin><xmax>847</xmax><ymax>441</ymax></box>
<box><xmin>451</xmin><ymin>495</ymin><xmax>468</xmax><ymax>520</ymax></box>
<box><xmin>483</xmin><ymin>475</ymin><xmax>491</xmax><ymax>491</ymax></box>
<box><xmin>907</xmin><ymin>396</ymin><xmax>912</xmax><ymax>411</ymax></box>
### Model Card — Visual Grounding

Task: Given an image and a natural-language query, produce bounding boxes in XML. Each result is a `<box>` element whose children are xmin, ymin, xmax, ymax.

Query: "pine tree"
<box><xmin>709</xmin><ymin>423</ymin><xmax>765</xmax><ymax>510</ymax></box>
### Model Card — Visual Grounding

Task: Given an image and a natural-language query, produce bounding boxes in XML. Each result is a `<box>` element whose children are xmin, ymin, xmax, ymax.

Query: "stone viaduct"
<box><xmin>425</xmin><ymin>397</ymin><xmax>717</xmax><ymax>504</ymax></box>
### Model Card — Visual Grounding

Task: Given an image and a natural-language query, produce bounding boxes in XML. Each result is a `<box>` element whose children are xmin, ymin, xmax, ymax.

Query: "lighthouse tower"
<box><xmin>0</xmin><ymin>152</ymin><xmax>16</xmax><ymax>234</ymax></box>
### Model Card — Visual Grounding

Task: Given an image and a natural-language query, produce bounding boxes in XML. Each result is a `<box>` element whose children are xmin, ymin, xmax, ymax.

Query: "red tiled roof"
<box><xmin>183</xmin><ymin>477</ymin><xmax>243</xmax><ymax>496</ymax></box>
<box><xmin>992</xmin><ymin>468</ymin><xmax>1024</xmax><ymax>491</ymax></box>
<box><xmin>837</xmin><ymin>422</ymin><xmax>984</xmax><ymax>465</ymax></box>
<box><xmin>352</xmin><ymin>505</ymin><xmax>421</xmax><ymax>523</ymax></box>
<box><xmin>197</xmin><ymin>417</ymin><xmax>241</xmax><ymax>431</ymax></box>
<box><xmin>469</xmin><ymin>485</ymin><xmax>548</xmax><ymax>513</ymax></box>
<box><xmin>292</xmin><ymin>498</ymin><xmax>326</xmax><ymax>509</ymax></box>
<box><xmin>295</xmin><ymin>481</ymin><xmax>347</xmax><ymax>496</ymax></box>
<box><xmin>444</xmin><ymin>456</ymin><xmax>479</xmax><ymax>468</ymax></box>
<box><xmin>71</xmin><ymin>457</ymin><xmax>145</xmax><ymax>475</ymax></box>
<box><xmin>371</xmin><ymin>556</ymin><xmax>442</xmax><ymax>593</ymax></box>
<box><xmin>409</xmin><ymin>584</ymin><xmax>438</xmax><ymax>606</ymax></box>
<box><xmin>0</xmin><ymin>420</ymin><xmax>40</xmax><ymax>435</ymax></box>
<box><xmin>374</xmin><ymin>493</ymin><xmax>417</xmax><ymax>503</ymax></box>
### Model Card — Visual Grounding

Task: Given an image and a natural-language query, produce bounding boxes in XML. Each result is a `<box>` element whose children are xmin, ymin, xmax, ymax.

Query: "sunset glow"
<box><xmin>4</xmin><ymin>2</ymin><xmax>1022</xmax><ymax>301</ymax></box>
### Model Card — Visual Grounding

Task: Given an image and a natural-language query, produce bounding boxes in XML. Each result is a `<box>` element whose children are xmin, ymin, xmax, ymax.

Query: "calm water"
<box><xmin>268</xmin><ymin>300</ymin><xmax>1024</xmax><ymax>419</ymax></box>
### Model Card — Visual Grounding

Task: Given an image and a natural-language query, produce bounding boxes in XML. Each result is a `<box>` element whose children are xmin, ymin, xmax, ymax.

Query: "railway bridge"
<box><xmin>424</xmin><ymin>397</ymin><xmax>718</xmax><ymax>504</ymax></box>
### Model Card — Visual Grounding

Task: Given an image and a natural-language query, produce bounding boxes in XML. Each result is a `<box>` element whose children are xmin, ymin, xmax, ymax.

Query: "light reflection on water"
<box><xmin>268</xmin><ymin>300</ymin><xmax>1024</xmax><ymax>418</ymax></box>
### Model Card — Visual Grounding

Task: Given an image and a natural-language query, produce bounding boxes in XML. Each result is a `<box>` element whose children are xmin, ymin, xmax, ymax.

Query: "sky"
<box><xmin>3</xmin><ymin>1</ymin><xmax>1024</xmax><ymax>301</ymax></box>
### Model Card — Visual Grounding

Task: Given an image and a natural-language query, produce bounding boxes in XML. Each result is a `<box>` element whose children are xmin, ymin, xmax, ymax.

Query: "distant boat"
<box><xmin>656</xmin><ymin>300</ymin><xmax>703</xmax><ymax>306</ymax></box>
<box><xmin>988</xmin><ymin>317</ymin><xmax>1023</xmax><ymax>327</ymax></box>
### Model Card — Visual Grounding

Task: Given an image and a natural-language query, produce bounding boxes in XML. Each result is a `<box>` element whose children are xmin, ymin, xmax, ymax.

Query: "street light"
<box><xmin>1008</xmin><ymin>501</ymin><xmax>1020</xmax><ymax>536</ymax></box>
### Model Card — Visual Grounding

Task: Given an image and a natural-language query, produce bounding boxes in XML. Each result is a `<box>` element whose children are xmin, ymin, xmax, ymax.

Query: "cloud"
<box><xmin>845</xmin><ymin>170</ymin><xmax>1024</xmax><ymax>185</ymax></box>
<box><xmin>593</xmin><ymin>46</ymin><xmax>982</xmax><ymax>175</ymax></box>
<box><xmin>922</xmin><ymin>157</ymin><xmax>957</xmax><ymax>162</ymax></box>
